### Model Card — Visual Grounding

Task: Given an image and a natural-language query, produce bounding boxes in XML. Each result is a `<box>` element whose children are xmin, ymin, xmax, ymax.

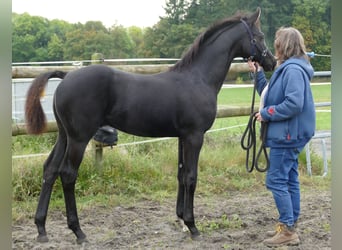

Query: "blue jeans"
<box><xmin>266</xmin><ymin>147</ymin><xmax>303</xmax><ymax>227</ymax></box>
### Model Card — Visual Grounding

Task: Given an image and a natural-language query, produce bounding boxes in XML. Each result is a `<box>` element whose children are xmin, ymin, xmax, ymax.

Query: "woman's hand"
<box><xmin>247</xmin><ymin>60</ymin><xmax>263</xmax><ymax>73</ymax></box>
<box><xmin>254</xmin><ymin>112</ymin><xmax>265</xmax><ymax>122</ymax></box>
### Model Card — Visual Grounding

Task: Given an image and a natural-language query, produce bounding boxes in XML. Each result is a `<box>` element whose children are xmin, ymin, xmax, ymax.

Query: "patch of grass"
<box><xmin>311</xmin><ymin>84</ymin><xmax>331</xmax><ymax>102</ymax></box>
<box><xmin>197</xmin><ymin>213</ymin><xmax>244</xmax><ymax>234</ymax></box>
<box><xmin>12</xmin><ymin>128</ymin><xmax>331</xmax><ymax>222</ymax></box>
<box><xmin>218</xmin><ymin>87</ymin><xmax>259</xmax><ymax>106</ymax></box>
<box><xmin>322</xmin><ymin>222</ymin><xmax>331</xmax><ymax>232</ymax></box>
<box><xmin>12</xmin><ymin>158</ymin><xmax>46</xmax><ymax>201</ymax></box>
<box><xmin>217</xmin><ymin>83</ymin><xmax>331</xmax><ymax>106</ymax></box>
<box><xmin>12</xmin><ymin>133</ymin><xmax>57</xmax><ymax>155</ymax></box>
<box><xmin>315</xmin><ymin>111</ymin><xmax>331</xmax><ymax>131</ymax></box>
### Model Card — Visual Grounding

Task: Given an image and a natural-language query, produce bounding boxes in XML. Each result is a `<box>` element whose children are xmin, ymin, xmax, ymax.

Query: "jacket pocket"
<box><xmin>287</xmin><ymin>118</ymin><xmax>299</xmax><ymax>141</ymax></box>
<box><xmin>268</xmin><ymin>119</ymin><xmax>299</xmax><ymax>145</ymax></box>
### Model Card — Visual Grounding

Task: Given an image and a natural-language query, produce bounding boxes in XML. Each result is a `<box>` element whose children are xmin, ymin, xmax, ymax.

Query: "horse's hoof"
<box><xmin>190</xmin><ymin>226</ymin><xmax>201</xmax><ymax>240</ymax></box>
<box><xmin>76</xmin><ymin>236</ymin><xmax>88</xmax><ymax>245</ymax></box>
<box><xmin>191</xmin><ymin>231</ymin><xmax>201</xmax><ymax>241</ymax></box>
<box><xmin>37</xmin><ymin>234</ymin><xmax>49</xmax><ymax>243</ymax></box>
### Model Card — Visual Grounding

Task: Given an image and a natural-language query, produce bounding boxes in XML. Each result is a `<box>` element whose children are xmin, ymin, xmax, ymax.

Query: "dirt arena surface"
<box><xmin>12</xmin><ymin>189</ymin><xmax>330</xmax><ymax>249</ymax></box>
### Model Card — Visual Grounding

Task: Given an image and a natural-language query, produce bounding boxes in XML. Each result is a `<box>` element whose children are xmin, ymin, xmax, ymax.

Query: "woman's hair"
<box><xmin>274</xmin><ymin>27</ymin><xmax>308</xmax><ymax>65</ymax></box>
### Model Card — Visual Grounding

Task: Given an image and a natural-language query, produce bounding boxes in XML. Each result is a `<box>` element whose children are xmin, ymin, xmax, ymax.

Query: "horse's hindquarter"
<box><xmin>107</xmin><ymin>70</ymin><xmax>218</xmax><ymax>137</ymax></box>
<box><xmin>54</xmin><ymin>65</ymin><xmax>117</xmax><ymax>137</ymax></box>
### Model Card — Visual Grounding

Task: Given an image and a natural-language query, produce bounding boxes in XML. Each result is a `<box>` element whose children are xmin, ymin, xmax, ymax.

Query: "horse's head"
<box><xmin>240</xmin><ymin>8</ymin><xmax>276</xmax><ymax>71</ymax></box>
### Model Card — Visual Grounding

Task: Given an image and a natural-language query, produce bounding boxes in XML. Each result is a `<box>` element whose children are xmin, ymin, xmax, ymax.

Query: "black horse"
<box><xmin>25</xmin><ymin>8</ymin><xmax>276</xmax><ymax>244</ymax></box>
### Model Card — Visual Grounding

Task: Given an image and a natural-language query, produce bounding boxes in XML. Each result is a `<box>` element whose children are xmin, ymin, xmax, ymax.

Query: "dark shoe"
<box><xmin>263</xmin><ymin>223</ymin><xmax>300</xmax><ymax>247</ymax></box>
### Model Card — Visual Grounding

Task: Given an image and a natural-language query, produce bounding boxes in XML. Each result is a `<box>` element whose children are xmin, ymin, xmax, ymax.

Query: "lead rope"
<box><xmin>240</xmin><ymin>65</ymin><xmax>270</xmax><ymax>172</ymax></box>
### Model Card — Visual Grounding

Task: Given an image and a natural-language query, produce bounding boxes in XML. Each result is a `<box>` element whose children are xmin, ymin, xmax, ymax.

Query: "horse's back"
<box><xmin>59</xmin><ymin>64</ymin><xmax>112</xmax><ymax>86</ymax></box>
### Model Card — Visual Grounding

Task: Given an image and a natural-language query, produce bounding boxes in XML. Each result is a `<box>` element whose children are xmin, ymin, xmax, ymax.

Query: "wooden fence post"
<box><xmin>93</xmin><ymin>141</ymin><xmax>104</xmax><ymax>170</ymax></box>
<box><xmin>91</xmin><ymin>53</ymin><xmax>105</xmax><ymax>170</ymax></box>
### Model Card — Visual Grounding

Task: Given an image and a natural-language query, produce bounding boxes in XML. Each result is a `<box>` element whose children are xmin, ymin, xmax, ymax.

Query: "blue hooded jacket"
<box><xmin>256</xmin><ymin>56</ymin><xmax>316</xmax><ymax>148</ymax></box>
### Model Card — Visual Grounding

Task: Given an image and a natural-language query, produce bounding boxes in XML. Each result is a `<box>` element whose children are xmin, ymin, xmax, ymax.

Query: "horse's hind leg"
<box><xmin>35</xmin><ymin>133</ymin><xmax>67</xmax><ymax>242</ymax></box>
<box><xmin>59</xmin><ymin>138</ymin><xmax>88</xmax><ymax>244</ymax></box>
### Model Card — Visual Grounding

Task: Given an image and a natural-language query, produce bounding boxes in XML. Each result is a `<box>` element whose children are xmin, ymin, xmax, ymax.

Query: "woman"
<box><xmin>248</xmin><ymin>27</ymin><xmax>315</xmax><ymax>247</ymax></box>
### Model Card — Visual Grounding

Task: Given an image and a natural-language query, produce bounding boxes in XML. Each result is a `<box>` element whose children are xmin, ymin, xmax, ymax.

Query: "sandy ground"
<box><xmin>12</xmin><ymin>189</ymin><xmax>331</xmax><ymax>250</ymax></box>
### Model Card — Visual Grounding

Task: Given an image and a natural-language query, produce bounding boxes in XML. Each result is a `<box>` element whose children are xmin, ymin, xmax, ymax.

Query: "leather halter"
<box><xmin>240</xmin><ymin>19</ymin><xmax>268</xmax><ymax>62</ymax></box>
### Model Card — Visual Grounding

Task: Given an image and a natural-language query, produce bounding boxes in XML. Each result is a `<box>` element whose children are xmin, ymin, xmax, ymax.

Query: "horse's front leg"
<box><xmin>181</xmin><ymin>133</ymin><xmax>204</xmax><ymax>238</ymax></box>
<box><xmin>176</xmin><ymin>138</ymin><xmax>185</xmax><ymax>220</ymax></box>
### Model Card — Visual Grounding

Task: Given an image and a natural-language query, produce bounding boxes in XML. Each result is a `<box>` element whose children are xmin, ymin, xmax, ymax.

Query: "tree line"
<box><xmin>12</xmin><ymin>0</ymin><xmax>331</xmax><ymax>71</ymax></box>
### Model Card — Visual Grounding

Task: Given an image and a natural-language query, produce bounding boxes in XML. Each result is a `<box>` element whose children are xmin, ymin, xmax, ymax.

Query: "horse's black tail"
<box><xmin>25</xmin><ymin>71</ymin><xmax>67</xmax><ymax>134</ymax></box>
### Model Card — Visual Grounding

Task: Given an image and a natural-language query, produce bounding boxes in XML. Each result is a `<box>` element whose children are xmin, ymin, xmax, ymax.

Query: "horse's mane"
<box><xmin>170</xmin><ymin>11</ymin><xmax>250</xmax><ymax>72</ymax></box>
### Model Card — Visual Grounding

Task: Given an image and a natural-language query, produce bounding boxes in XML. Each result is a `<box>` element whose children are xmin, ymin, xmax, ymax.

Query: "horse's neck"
<box><xmin>197</xmin><ymin>53</ymin><xmax>235</xmax><ymax>93</ymax></box>
<box><xmin>190</xmin><ymin>27</ymin><xmax>242</xmax><ymax>94</ymax></box>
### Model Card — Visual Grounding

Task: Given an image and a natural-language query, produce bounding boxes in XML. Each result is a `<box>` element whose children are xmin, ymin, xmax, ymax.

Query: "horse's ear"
<box><xmin>247</xmin><ymin>7</ymin><xmax>261</xmax><ymax>26</ymax></box>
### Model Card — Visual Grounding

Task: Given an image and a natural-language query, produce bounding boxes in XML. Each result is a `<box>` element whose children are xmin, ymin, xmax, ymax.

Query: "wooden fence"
<box><xmin>11</xmin><ymin>61</ymin><xmax>252</xmax><ymax>136</ymax></box>
<box><xmin>12</xmin><ymin>61</ymin><xmax>256</xmax><ymax>167</ymax></box>
<box><xmin>11</xmin><ymin>105</ymin><xmax>258</xmax><ymax>136</ymax></box>
<box><xmin>11</xmin><ymin>62</ymin><xmax>331</xmax><ymax>170</ymax></box>
<box><xmin>12</xmin><ymin>62</ymin><xmax>250</xmax><ymax>78</ymax></box>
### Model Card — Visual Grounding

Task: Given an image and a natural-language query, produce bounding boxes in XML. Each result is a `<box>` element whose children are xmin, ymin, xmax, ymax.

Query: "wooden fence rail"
<box><xmin>12</xmin><ymin>62</ymin><xmax>250</xmax><ymax>78</ymax></box>
<box><xmin>12</xmin><ymin>105</ymin><xmax>258</xmax><ymax>168</ymax></box>
<box><xmin>11</xmin><ymin>105</ymin><xmax>257</xmax><ymax>136</ymax></box>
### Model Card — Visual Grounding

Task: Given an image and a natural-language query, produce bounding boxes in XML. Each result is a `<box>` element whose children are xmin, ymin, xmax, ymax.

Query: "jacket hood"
<box><xmin>278</xmin><ymin>56</ymin><xmax>314</xmax><ymax>80</ymax></box>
